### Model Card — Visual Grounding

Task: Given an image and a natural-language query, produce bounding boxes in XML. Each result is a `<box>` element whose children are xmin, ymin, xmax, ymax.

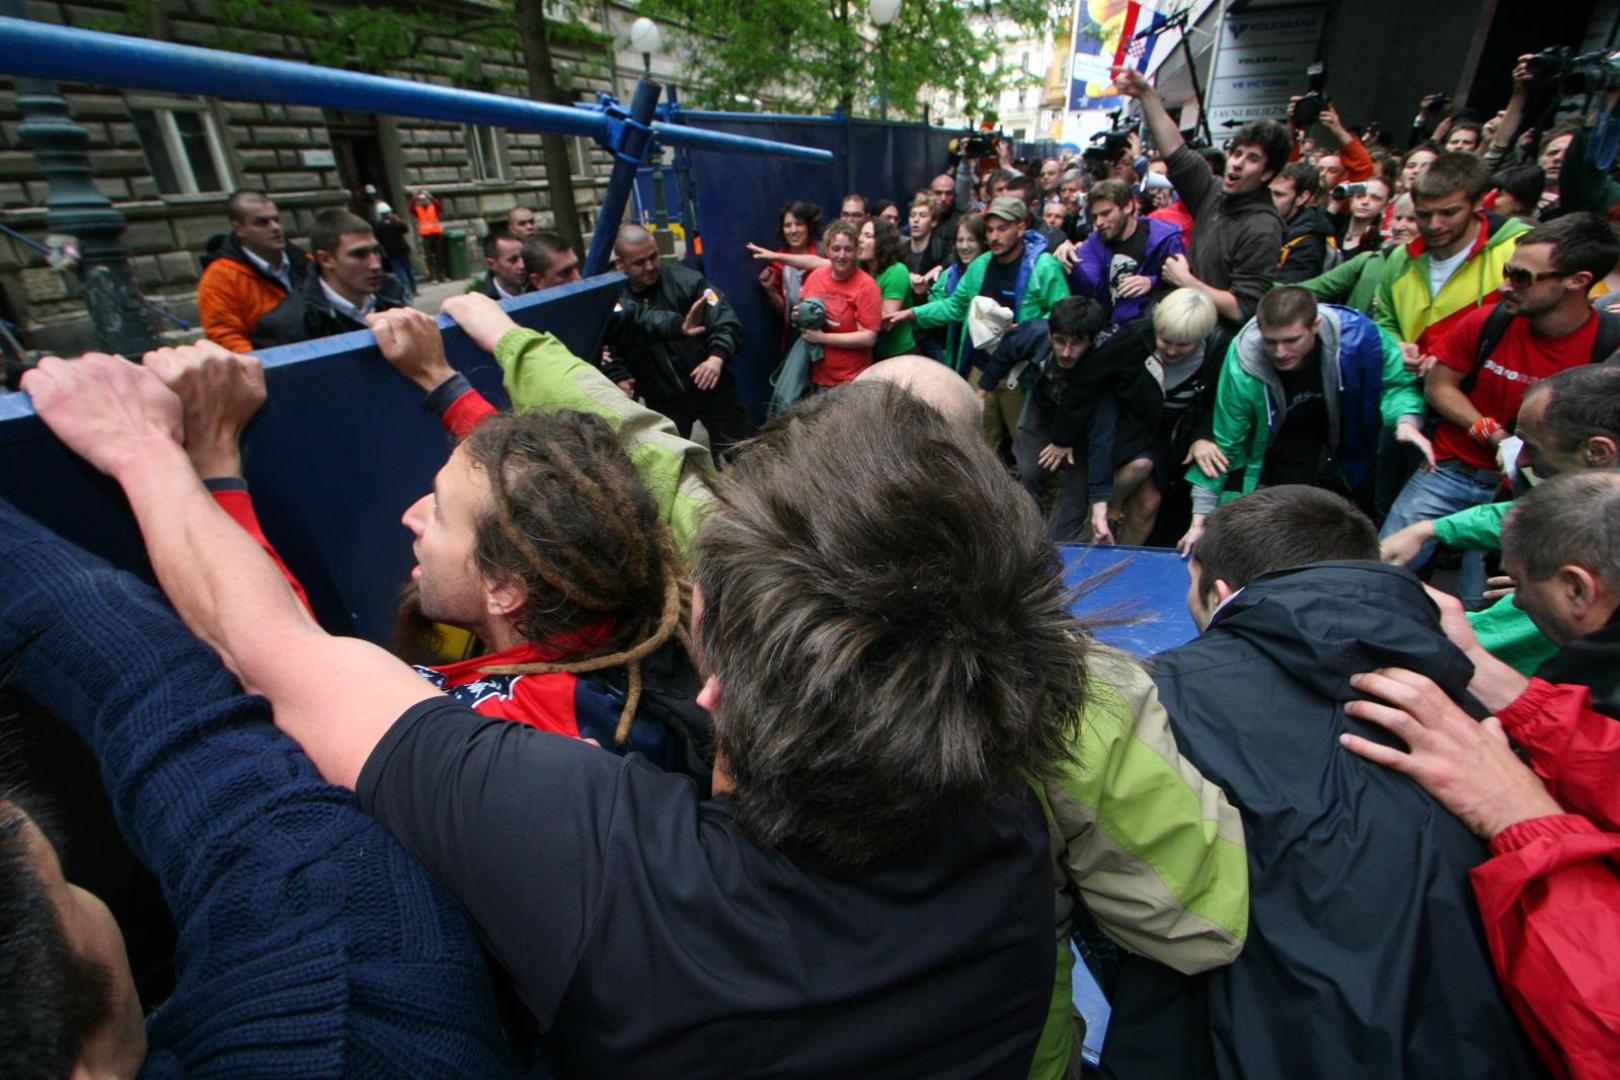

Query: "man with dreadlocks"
<box><xmin>31</xmin><ymin>339</ymin><xmax>1092</xmax><ymax>1074</ymax></box>
<box><xmin>145</xmin><ymin>311</ymin><xmax>705</xmax><ymax>778</ymax></box>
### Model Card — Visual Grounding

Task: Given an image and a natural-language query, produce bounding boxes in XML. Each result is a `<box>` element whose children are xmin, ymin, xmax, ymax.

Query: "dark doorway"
<box><xmin>323</xmin><ymin>109</ymin><xmax>397</xmax><ymax>217</ymax></box>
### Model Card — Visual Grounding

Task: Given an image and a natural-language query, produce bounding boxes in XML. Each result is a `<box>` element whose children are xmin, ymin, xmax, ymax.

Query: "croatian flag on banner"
<box><xmin>1112</xmin><ymin>1</ymin><xmax>1167</xmax><ymax>74</ymax></box>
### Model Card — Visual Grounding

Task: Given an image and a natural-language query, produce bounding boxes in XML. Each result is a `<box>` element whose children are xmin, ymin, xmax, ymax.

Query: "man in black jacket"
<box><xmin>977</xmin><ymin>297</ymin><xmax>1115</xmax><ymax>541</ymax></box>
<box><xmin>612</xmin><ymin>225</ymin><xmax>754</xmax><ymax>460</ymax></box>
<box><xmin>1100</xmin><ymin>485</ymin><xmax>1545</xmax><ymax>1079</ymax></box>
<box><xmin>251</xmin><ymin>210</ymin><xmax>406</xmax><ymax>351</ymax></box>
<box><xmin>471</xmin><ymin>230</ymin><xmax>529</xmax><ymax>302</ymax></box>
<box><xmin>1271</xmin><ymin>163</ymin><xmax>1337</xmax><ymax>283</ymax></box>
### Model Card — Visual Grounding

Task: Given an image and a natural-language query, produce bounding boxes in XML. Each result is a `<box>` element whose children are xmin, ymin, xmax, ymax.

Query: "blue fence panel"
<box><xmin>1060</xmin><ymin>543</ymin><xmax>1197</xmax><ymax>658</ymax></box>
<box><xmin>0</xmin><ymin>274</ymin><xmax>622</xmax><ymax>645</ymax></box>
<box><xmin>675</xmin><ymin>111</ymin><xmax>975</xmax><ymax>418</ymax></box>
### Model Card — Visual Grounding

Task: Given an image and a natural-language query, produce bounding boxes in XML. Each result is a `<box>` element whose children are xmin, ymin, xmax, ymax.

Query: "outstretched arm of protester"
<box><xmin>443</xmin><ymin>291</ymin><xmax>717</xmax><ymax>556</ymax></box>
<box><xmin>22</xmin><ymin>354</ymin><xmax>439</xmax><ymax>790</ymax></box>
<box><xmin>144</xmin><ymin>342</ymin><xmax>313</xmax><ymax>616</ymax></box>
<box><xmin>1111</xmin><ymin>68</ymin><xmax>1185</xmax><ymax>165</ymax></box>
<box><xmin>1320</xmin><ymin>104</ymin><xmax>1375</xmax><ymax>182</ymax></box>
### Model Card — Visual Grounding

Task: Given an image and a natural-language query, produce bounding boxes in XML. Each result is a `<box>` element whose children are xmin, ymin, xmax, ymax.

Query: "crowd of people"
<box><xmin>3</xmin><ymin>50</ymin><xmax>1620</xmax><ymax>1080</ymax></box>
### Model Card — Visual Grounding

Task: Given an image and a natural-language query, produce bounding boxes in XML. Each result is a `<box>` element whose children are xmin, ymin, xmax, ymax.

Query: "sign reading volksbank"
<box><xmin>1204</xmin><ymin>7</ymin><xmax>1326</xmax><ymax>128</ymax></box>
<box><xmin>1224</xmin><ymin>13</ymin><xmax>1326</xmax><ymax>47</ymax></box>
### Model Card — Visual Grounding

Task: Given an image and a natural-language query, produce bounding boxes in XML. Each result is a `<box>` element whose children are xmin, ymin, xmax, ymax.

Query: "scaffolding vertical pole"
<box><xmin>584</xmin><ymin>77</ymin><xmax>662</xmax><ymax>277</ymax></box>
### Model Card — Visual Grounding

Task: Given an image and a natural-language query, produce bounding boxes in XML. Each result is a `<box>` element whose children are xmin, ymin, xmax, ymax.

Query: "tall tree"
<box><xmin>513</xmin><ymin>0</ymin><xmax>584</xmax><ymax>254</ymax></box>
<box><xmin>638</xmin><ymin>0</ymin><xmax>1057</xmax><ymax>120</ymax></box>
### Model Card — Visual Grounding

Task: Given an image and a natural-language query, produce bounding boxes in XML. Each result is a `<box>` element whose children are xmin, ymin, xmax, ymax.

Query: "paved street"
<box><xmin>409</xmin><ymin>276</ymin><xmax>473</xmax><ymax>315</ymax></box>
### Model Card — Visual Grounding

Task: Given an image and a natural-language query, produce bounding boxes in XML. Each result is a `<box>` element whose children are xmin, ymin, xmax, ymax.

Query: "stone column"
<box><xmin>2</xmin><ymin>0</ymin><xmax>158</xmax><ymax>355</ymax></box>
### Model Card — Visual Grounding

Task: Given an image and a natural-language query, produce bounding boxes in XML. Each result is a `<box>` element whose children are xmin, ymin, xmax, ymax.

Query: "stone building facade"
<box><xmin>0</xmin><ymin>0</ymin><xmax>677</xmax><ymax>352</ymax></box>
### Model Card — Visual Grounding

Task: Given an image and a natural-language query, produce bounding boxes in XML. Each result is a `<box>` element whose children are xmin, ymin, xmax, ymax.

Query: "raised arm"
<box><xmin>1111</xmin><ymin>68</ymin><xmax>1185</xmax><ymax>163</ymax></box>
<box><xmin>143</xmin><ymin>342</ymin><xmax>314</xmax><ymax>613</ymax></box>
<box><xmin>442</xmin><ymin>291</ymin><xmax>716</xmax><ymax>556</ymax></box>
<box><xmin>22</xmin><ymin>354</ymin><xmax>439</xmax><ymax>790</ymax></box>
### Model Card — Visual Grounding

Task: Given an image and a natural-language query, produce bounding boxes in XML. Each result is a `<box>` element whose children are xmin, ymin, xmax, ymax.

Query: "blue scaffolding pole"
<box><xmin>0</xmin><ymin>17</ymin><xmax>833</xmax><ymax>274</ymax></box>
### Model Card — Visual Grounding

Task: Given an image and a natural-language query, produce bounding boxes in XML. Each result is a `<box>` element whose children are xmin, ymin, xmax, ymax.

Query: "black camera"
<box><xmin>961</xmin><ymin>134</ymin><xmax>995</xmax><ymax>159</ymax></box>
<box><xmin>1293</xmin><ymin>63</ymin><xmax>1330</xmax><ymax>128</ymax></box>
<box><xmin>1525</xmin><ymin>46</ymin><xmax>1620</xmax><ymax>94</ymax></box>
<box><xmin>1331</xmin><ymin>182</ymin><xmax>1370</xmax><ymax>201</ymax></box>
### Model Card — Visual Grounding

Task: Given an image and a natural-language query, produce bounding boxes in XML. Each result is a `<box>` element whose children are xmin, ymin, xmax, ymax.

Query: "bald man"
<box><xmin>612</xmin><ymin>225</ymin><xmax>755</xmax><ymax>462</ymax></box>
<box><xmin>858</xmin><ymin>355</ymin><xmax>980</xmax><ymax>430</ymax></box>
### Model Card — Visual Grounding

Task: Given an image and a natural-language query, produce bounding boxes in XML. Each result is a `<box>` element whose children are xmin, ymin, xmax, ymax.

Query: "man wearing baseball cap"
<box><xmin>886</xmin><ymin>195</ymin><xmax>1071</xmax><ymax>449</ymax></box>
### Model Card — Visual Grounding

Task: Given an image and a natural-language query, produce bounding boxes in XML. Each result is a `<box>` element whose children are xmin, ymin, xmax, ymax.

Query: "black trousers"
<box><xmin>647</xmin><ymin>385</ymin><xmax>757</xmax><ymax>464</ymax></box>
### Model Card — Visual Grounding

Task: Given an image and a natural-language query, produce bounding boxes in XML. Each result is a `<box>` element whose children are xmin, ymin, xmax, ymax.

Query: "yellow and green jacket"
<box><xmin>1371</xmin><ymin>212</ymin><xmax>1530</xmax><ymax>351</ymax></box>
<box><xmin>495</xmin><ymin>328</ymin><xmax>1249</xmax><ymax>1080</ymax></box>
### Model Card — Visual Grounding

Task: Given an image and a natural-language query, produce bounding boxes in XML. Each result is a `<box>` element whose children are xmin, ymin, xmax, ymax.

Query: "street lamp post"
<box><xmin>0</xmin><ymin>0</ymin><xmax>157</xmax><ymax>356</ymax></box>
<box><xmin>869</xmin><ymin>0</ymin><xmax>901</xmax><ymax>121</ymax></box>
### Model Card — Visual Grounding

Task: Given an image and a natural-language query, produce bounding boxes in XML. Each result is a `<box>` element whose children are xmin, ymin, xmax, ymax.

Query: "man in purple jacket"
<box><xmin>1070</xmin><ymin>179</ymin><xmax>1185</xmax><ymax>329</ymax></box>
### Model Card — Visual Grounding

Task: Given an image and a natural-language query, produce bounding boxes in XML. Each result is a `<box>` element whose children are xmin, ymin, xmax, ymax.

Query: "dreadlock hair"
<box><xmin>462</xmin><ymin>410</ymin><xmax>692</xmax><ymax>743</ymax></box>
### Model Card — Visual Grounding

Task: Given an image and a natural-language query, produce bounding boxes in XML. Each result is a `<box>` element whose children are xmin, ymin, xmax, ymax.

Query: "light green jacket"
<box><xmin>497</xmin><ymin>329</ymin><xmax>1249</xmax><ymax>1079</ymax></box>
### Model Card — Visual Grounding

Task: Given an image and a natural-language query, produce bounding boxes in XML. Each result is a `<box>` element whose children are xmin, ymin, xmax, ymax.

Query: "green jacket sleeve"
<box><xmin>1042</xmin><ymin>653</ymin><xmax>1249</xmax><ymax>972</ymax></box>
<box><xmin>1431</xmin><ymin>499</ymin><xmax>1510</xmax><ymax>551</ymax></box>
<box><xmin>912</xmin><ymin>253</ymin><xmax>987</xmax><ymax>329</ymax></box>
<box><xmin>1377</xmin><ymin>324</ymin><xmax>1426</xmax><ymax>430</ymax></box>
<box><xmin>495</xmin><ymin>327</ymin><xmax>715</xmax><ymax>558</ymax></box>
<box><xmin>1019</xmin><ymin>254</ymin><xmax>1073</xmax><ymax>322</ymax></box>
<box><xmin>1297</xmin><ymin>252</ymin><xmax>1370</xmax><ymax>306</ymax></box>
<box><xmin>1187</xmin><ymin>340</ymin><xmax>1259</xmax><ymax>511</ymax></box>
<box><xmin>1372</xmin><ymin>248</ymin><xmax>1406</xmax><ymax>341</ymax></box>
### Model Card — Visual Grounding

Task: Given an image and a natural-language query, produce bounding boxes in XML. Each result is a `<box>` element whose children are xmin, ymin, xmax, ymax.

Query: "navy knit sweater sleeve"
<box><xmin>0</xmin><ymin>500</ymin><xmax>511</xmax><ymax>1077</ymax></box>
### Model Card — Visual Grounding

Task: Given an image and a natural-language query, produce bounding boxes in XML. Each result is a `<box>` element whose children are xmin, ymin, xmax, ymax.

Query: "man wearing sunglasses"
<box><xmin>1380</xmin><ymin>212</ymin><xmax>1620</xmax><ymax>583</ymax></box>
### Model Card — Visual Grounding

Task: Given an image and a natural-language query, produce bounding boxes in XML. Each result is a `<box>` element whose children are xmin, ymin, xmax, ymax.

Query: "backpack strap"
<box><xmin>1590</xmin><ymin>308</ymin><xmax>1620</xmax><ymax>365</ymax></box>
<box><xmin>1460</xmin><ymin>302</ymin><xmax>1516</xmax><ymax>395</ymax></box>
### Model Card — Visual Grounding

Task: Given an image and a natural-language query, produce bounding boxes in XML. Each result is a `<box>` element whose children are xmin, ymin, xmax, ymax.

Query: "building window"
<box><xmin>128</xmin><ymin>100</ymin><xmax>231</xmax><ymax>195</ymax></box>
<box><xmin>567</xmin><ymin>135</ymin><xmax>594</xmax><ymax>179</ymax></box>
<box><xmin>467</xmin><ymin>124</ymin><xmax>505</xmax><ymax>181</ymax></box>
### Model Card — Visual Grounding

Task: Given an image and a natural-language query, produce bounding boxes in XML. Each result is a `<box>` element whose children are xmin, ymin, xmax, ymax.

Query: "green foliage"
<box><xmin>637</xmin><ymin>0</ymin><xmax>1057</xmax><ymax>119</ymax></box>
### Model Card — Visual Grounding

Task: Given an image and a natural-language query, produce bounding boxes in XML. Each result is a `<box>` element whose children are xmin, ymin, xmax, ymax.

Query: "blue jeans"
<box><xmin>1379</xmin><ymin>459</ymin><xmax>1498</xmax><ymax>603</ymax></box>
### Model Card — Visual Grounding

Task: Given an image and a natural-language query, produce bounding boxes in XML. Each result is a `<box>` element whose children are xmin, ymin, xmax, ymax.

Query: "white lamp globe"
<box><xmin>870</xmin><ymin>0</ymin><xmax>901</xmax><ymax>28</ymax></box>
<box><xmin>629</xmin><ymin>17</ymin><xmax>663</xmax><ymax>55</ymax></box>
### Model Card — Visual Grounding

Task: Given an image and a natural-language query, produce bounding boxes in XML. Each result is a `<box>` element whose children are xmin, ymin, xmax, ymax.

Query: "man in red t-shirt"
<box><xmin>1380</xmin><ymin>213</ymin><xmax>1620</xmax><ymax>580</ymax></box>
<box><xmin>800</xmin><ymin>220</ymin><xmax>881</xmax><ymax>386</ymax></box>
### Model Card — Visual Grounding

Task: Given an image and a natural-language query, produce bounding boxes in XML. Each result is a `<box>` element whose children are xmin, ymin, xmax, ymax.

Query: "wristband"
<box><xmin>1468</xmin><ymin>416</ymin><xmax>1502</xmax><ymax>444</ymax></box>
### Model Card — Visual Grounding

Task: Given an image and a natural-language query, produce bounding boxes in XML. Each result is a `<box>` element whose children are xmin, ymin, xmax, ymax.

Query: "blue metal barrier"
<box><xmin>1059</xmin><ymin>543</ymin><xmax>1198</xmax><ymax>658</ymax></box>
<box><xmin>0</xmin><ymin>275</ymin><xmax>622</xmax><ymax>644</ymax></box>
<box><xmin>0</xmin><ymin>18</ymin><xmax>833</xmax><ymax>168</ymax></box>
<box><xmin>669</xmin><ymin>111</ymin><xmax>980</xmax><ymax>416</ymax></box>
<box><xmin>669</xmin><ymin>111</ymin><xmax>1009</xmax><ymax>418</ymax></box>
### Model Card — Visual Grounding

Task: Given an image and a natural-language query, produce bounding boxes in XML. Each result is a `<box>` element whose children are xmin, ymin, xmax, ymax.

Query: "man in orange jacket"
<box><xmin>196</xmin><ymin>191</ymin><xmax>310</xmax><ymax>353</ymax></box>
